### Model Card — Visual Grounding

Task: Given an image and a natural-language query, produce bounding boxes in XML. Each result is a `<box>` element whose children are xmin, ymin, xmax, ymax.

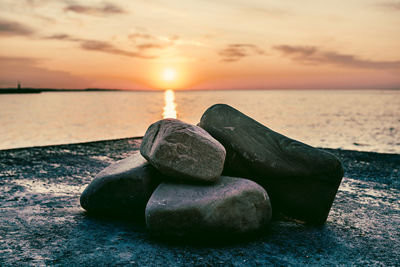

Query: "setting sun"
<box><xmin>162</xmin><ymin>68</ymin><xmax>177</xmax><ymax>82</ymax></box>
<box><xmin>150</xmin><ymin>65</ymin><xmax>189</xmax><ymax>90</ymax></box>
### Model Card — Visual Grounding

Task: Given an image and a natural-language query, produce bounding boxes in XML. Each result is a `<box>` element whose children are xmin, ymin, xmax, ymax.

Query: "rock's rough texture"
<box><xmin>140</xmin><ymin>119</ymin><xmax>226</xmax><ymax>182</ymax></box>
<box><xmin>145</xmin><ymin>176</ymin><xmax>272</xmax><ymax>236</ymax></box>
<box><xmin>80</xmin><ymin>152</ymin><xmax>162</xmax><ymax>218</ymax></box>
<box><xmin>199</xmin><ymin>104</ymin><xmax>344</xmax><ymax>224</ymax></box>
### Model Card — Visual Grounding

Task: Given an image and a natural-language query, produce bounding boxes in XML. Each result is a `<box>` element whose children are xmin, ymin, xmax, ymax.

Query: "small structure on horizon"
<box><xmin>17</xmin><ymin>81</ymin><xmax>21</xmax><ymax>90</ymax></box>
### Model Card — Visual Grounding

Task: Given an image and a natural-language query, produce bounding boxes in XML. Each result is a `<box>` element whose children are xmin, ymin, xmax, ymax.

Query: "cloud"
<box><xmin>43</xmin><ymin>33</ymin><xmax>156</xmax><ymax>58</ymax></box>
<box><xmin>64</xmin><ymin>3</ymin><xmax>126</xmax><ymax>15</ymax></box>
<box><xmin>0</xmin><ymin>18</ymin><xmax>35</xmax><ymax>37</ymax></box>
<box><xmin>129</xmin><ymin>31</ymin><xmax>202</xmax><ymax>49</ymax></box>
<box><xmin>80</xmin><ymin>40</ymin><xmax>155</xmax><ymax>58</ymax></box>
<box><xmin>136</xmin><ymin>43</ymin><xmax>167</xmax><ymax>50</ymax></box>
<box><xmin>274</xmin><ymin>45</ymin><xmax>400</xmax><ymax>70</ymax></box>
<box><xmin>43</xmin><ymin>33</ymin><xmax>81</xmax><ymax>41</ymax></box>
<box><xmin>44</xmin><ymin>31</ymin><xmax>187</xmax><ymax>58</ymax></box>
<box><xmin>376</xmin><ymin>1</ymin><xmax>400</xmax><ymax>10</ymax></box>
<box><xmin>219</xmin><ymin>44</ymin><xmax>266</xmax><ymax>62</ymax></box>
<box><xmin>274</xmin><ymin>45</ymin><xmax>317</xmax><ymax>56</ymax></box>
<box><xmin>0</xmin><ymin>56</ymin><xmax>88</xmax><ymax>88</ymax></box>
<box><xmin>128</xmin><ymin>33</ymin><xmax>156</xmax><ymax>41</ymax></box>
<box><xmin>128</xmin><ymin>32</ymin><xmax>180</xmax><ymax>48</ymax></box>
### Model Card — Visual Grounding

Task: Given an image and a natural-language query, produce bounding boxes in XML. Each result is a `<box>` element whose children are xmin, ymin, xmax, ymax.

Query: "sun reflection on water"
<box><xmin>163</xmin><ymin>89</ymin><xmax>177</xmax><ymax>119</ymax></box>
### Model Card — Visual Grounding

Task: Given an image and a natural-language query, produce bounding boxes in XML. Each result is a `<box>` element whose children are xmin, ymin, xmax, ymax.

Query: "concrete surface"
<box><xmin>1</xmin><ymin>138</ymin><xmax>399</xmax><ymax>266</ymax></box>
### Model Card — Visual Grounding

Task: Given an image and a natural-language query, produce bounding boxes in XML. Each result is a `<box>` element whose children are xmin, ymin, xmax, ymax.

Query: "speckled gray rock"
<box><xmin>80</xmin><ymin>152</ymin><xmax>162</xmax><ymax>218</ymax></box>
<box><xmin>198</xmin><ymin>104</ymin><xmax>344</xmax><ymax>225</ymax></box>
<box><xmin>140</xmin><ymin>119</ymin><xmax>226</xmax><ymax>183</ymax></box>
<box><xmin>145</xmin><ymin>176</ymin><xmax>272</xmax><ymax>236</ymax></box>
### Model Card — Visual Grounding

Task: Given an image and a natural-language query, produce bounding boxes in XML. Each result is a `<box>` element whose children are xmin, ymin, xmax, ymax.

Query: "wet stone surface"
<box><xmin>0</xmin><ymin>137</ymin><xmax>399</xmax><ymax>266</ymax></box>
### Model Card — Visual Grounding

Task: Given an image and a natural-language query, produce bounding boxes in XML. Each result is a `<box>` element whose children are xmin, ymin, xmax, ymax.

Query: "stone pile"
<box><xmin>80</xmin><ymin>104</ymin><xmax>343</xmax><ymax>237</ymax></box>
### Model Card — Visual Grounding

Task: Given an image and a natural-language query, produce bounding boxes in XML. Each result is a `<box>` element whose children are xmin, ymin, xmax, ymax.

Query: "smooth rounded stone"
<box><xmin>80</xmin><ymin>152</ymin><xmax>162</xmax><ymax>218</ymax></box>
<box><xmin>198</xmin><ymin>104</ymin><xmax>344</xmax><ymax>225</ymax></box>
<box><xmin>145</xmin><ymin>176</ymin><xmax>272</xmax><ymax>236</ymax></box>
<box><xmin>140</xmin><ymin>119</ymin><xmax>226</xmax><ymax>183</ymax></box>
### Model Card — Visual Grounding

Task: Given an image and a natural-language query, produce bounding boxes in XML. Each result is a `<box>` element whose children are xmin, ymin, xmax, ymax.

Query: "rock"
<box><xmin>80</xmin><ymin>152</ymin><xmax>162</xmax><ymax>218</ymax></box>
<box><xmin>198</xmin><ymin>104</ymin><xmax>344</xmax><ymax>225</ymax></box>
<box><xmin>140</xmin><ymin>119</ymin><xmax>226</xmax><ymax>183</ymax></box>
<box><xmin>145</xmin><ymin>176</ymin><xmax>272</xmax><ymax>236</ymax></box>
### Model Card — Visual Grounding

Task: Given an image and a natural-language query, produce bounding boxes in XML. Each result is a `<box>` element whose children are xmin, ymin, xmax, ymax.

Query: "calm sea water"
<box><xmin>0</xmin><ymin>90</ymin><xmax>399</xmax><ymax>153</ymax></box>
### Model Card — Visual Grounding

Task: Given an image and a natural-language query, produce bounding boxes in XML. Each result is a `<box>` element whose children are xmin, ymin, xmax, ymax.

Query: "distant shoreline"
<box><xmin>0</xmin><ymin>88</ymin><xmax>399</xmax><ymax>94</ymax></box>
<box><xmin>0</xmin><ymin>88</ymin><xmax>122</xmax><ymax>94</ymax></box>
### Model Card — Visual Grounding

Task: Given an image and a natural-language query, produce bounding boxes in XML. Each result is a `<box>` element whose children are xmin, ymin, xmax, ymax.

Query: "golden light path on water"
<box><xmin>162</xmin><ymin>89</ymin><xmax>177</xmax><ymax>119</ymax></box>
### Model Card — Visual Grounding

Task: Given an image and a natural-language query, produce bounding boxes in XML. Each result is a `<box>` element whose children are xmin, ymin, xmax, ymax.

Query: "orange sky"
<box><xmin>0</xmin><ymin>0</ymin><xmax>399</xmax><ymax>90</ymax></box>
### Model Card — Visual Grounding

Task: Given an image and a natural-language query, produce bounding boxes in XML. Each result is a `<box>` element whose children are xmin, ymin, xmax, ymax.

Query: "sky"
<box><xmin>0</xmin><ymin>0</ymin><xmax>399</xmax><ymax>90</ymax></box>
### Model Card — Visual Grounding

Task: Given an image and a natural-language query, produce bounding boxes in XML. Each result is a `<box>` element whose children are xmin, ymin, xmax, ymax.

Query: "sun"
<box><xmin>152</xmin><ymin>65</ymin><xmax>186</xmax><ymax>89</ymax></box>
<box><xmin>162</xmin><ymin>68</ymin><xmax>177</xmax><ymax>82</ymax></box>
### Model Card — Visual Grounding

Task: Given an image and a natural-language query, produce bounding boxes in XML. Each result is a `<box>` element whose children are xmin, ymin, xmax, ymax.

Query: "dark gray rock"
<box><xmin>145</xmin><ymin>176</ymin><xmax>272</xmax><ymax>236</ymax></box>
<box><xmin>140</xmin><ymin>119</ymin><xmax>226</xmax><ymax>183</ymax></box>
<box><xmin>80</xmin><ymin>152</ymin><xmax>162</xmax><ymax>218</ymax></box>
<box><xmin>198</xmin><ymin>104</ymin><xmax>344</xmax><ymax>225</ymax></box>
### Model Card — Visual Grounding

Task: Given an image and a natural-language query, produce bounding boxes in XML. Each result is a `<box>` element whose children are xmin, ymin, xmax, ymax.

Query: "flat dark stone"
<box><xmin>199</xmin><ymin>104</ymin><xmax>344</xmax><ymax>224</ymax></box>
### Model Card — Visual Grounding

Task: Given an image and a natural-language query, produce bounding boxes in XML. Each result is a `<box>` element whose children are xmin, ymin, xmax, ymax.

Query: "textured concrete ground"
<box><xmin>0</xmin><ymin>138</ymin><xmax>399</xmax><ymax>266</ymax></box>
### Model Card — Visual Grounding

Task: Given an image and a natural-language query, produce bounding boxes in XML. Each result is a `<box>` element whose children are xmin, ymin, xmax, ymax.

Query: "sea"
<box><xmin>0</xmin><ymin>89</ymin><xmax>399</xmax><ymax>153</ymax></box>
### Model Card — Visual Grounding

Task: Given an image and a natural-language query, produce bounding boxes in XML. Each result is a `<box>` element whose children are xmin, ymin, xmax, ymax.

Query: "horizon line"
<box><xmin>1</xmin><ymin>87</ymin><xmax>399</xmax><ymax>92</ymax></box>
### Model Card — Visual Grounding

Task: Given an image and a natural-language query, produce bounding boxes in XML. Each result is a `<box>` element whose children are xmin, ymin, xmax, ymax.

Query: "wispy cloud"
<box><xmin>376</xmin><ymin>1</ymin><xmax>400</xmax><ymax>10</ymax></box>
<box><xmin>274</xmin><ymin>45</ymin><xmax>400</xmax><ymax>70</ymax></box>
<box><xmin>44</xmin><ymin>33</ymin><xmax>156</xmax><ymax>58</ymax></box>
<box><xmin>64</xmin><ymin>2</ymin><xmax>126</xmax><ymax>16</ymax></box>
<box><xmin>127</xmin><ymin>32</ymin><xmax>182</xmax><ymax>51</ymax></box>
<box><xmin>128</xmin><ymin>33</ymin><xmax>156</xmax><ymax>41</ymax></box>
<box><xmin>80</xmin><ymin>40</ymin><xmax>154</xmax><ymax>58</ymax></box>
<box><xmin>129</xmin><ymin>32</ymin><xmax>180</xmax><ymax>44</ymax></box>
<box><xmin>0</xmin><ymin>18</ymin><xmax>35</xmax><ymax>37</ymax></box>
<box><xmin>219</xmin><ymin>44</ymin><xmax>266</xmax><ymax>62</ymax></box>
<box><xmin>136</xmin><ymin>43</ymin><xmax>167</xmax><ymax>50</ymax></box>
<box><xmin>43</xmin><ymin>33</ymin><xmax>80</xmax><ymax>41</ymax></box>
<box><xmin>47</xmin><ymin>30</ymin><xmax>193</xmax><ymax>57</ymax></box>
